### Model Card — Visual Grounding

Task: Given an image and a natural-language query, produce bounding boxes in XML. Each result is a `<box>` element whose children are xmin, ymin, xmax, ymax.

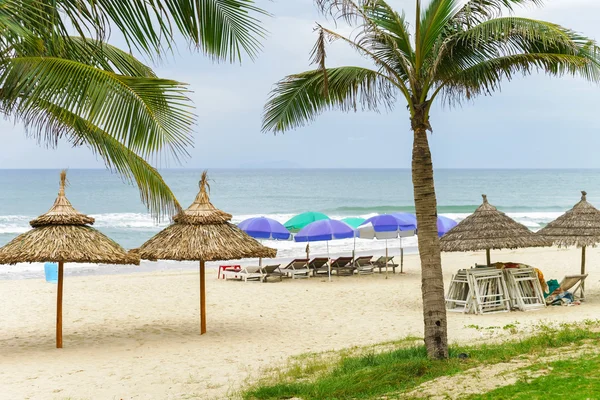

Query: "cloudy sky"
<box><xmin>2</xmin><ymin>0</ymin><xmax>600</xmax><ymax>169</ymax></box>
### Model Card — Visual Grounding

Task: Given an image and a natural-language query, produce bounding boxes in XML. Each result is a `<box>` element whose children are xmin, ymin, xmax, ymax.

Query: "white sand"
<box><xmin>1</xmin><ymin>246</ymin><xmax>599</xmax><ymax>399</ymax></box>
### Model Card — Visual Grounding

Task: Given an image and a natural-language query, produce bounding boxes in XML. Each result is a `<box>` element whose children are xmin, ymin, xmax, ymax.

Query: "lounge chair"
<box><xmin>354</xmin><ymin>256</ymin><xmax>375</xmax><ymax>275</ymax></box>
<box><xmin>308</xmin><ymin>258</ymin><xmax>329</xmax><ymax>276</ymax></box>
<box><xmin>223</xmin><ymin>266</ymin><xmax>264</xmax><ymax>282</ymax></box>
<box><xmin>560</xmin><ymin>274</ymin><xmax>588</xmax><ymax>299</ymax></box>
<box><xmin>330</xmin><ymin>257</ymin><xmax>355</xmax><ymax>275</ymax></box>
<box><xmin>281</xmin><ymin>258</ymin><xmax>310</xmax><ymax>279</ymax></box>
<box><xmin>260</xmin><ymin>264</ymin><xmax>284</xmax><ymax>282</ymax></box>
<box><xmin>373</xmin><ymin>256</ymin><xmax>398</xmax><ymax>274</ymax></box>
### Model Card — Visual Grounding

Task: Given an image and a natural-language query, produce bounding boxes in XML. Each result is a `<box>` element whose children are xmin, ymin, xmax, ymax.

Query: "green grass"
<box><xmin>468</xmin><ymin>354</ymin><xmax>600</xmax><ymax>399</ymax></box>
<box><xmin>241</xmin><ymin>324</ymin><xmax>600</xmax><ymax>400</ymax></box>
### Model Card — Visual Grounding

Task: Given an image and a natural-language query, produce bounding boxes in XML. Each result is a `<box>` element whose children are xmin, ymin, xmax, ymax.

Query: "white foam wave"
<box><xmin>89</xmin><ymin>213</ymin><xmax>168</xmax><ymax>230</ymax></box>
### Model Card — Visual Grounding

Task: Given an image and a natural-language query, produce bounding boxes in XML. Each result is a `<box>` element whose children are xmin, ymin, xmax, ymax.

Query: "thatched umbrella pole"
<box><xmin>56</xmin><ymin>261</ymin><xmax>64</xmax><ymax>348</ymax></box>
<box><xmin>486</xmin><ymin>249</ymin><xmax>491</xmax><ymax>266</ymax></box>
<box><xmin>200</xmin><ymin>260</ymin><xmax>206</xmax><ymax>334</ymax></box>
<box><xmin>581</xmin><ymin>246</ymin><xmax>586</xmax><ymax>293</ymax></box>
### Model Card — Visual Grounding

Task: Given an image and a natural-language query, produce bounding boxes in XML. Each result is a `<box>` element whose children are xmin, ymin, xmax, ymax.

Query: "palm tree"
<box><xmin>1</xmin><ymin>0</ymin><xmax>266</xmax><ymax>217</ymax></box>
<box><xmin>262</xmin><ymin>0</ymin><xmax>600</xmax><ymax>359</ymax></box>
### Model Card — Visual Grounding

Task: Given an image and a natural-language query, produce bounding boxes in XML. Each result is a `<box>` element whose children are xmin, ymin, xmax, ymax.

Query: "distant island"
<box><xmin>237</xmin><ymin>160</ymin><xmax>303</xmax><ymax>169</ymax></box>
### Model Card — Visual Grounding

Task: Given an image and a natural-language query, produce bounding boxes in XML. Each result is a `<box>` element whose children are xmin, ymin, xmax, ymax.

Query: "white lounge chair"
<box><xmin>223</xmin><ymin>266</ymin><xmax>264</xmax><ymax>282</ymax></box>
<box><xmin>354</xmin><ymin>256</ymin><xmax>375</xmax><ymax>275</ymax></box>
<box><xmin>373</xmin><ymin>256</ymin><xmax>398</xmax><ymax>274</ymax></box>
<box><xmin>261</xmin><ymin>264</ymin><xmax>284</xmax><ymax>282</ymax></box>
<box><xmin>281</xmin><ymin>259</ymin><xmax>310</xmax><ymax>279</ymax></box>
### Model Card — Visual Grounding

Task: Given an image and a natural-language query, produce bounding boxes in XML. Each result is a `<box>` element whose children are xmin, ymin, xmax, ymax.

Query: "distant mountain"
<box><xmin>237</xmin><ymin>160</ymin><xmax>303</xmax><ymax>169</ymax></box>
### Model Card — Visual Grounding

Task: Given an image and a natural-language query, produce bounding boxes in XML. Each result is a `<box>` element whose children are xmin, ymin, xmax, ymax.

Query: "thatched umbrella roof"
<box><xmin>0</xmin><ymin>171</ymin><xmax>138</xmax><ymax>265</ymax></box>
<box><xmin>138</xmin><ymin>171</ymin><xmax>276</xmax><ymax>335</ymax></box>
<box><xmin>440</xmin><ymin>194</ymin><xmax>551</xmax><ymax>253</ymax></box>
<box><xmin>0</xmin><ymin>170</ymin><xmax>138</xmax><ymax>349</ymax></box>
<box><xmin>537</xmin><ymin>191</ymin><xmax>600</xmax><ymax>248</ymax></box>
<box><xmin>138</xmin><ymin>171</ymin><xmax>276</xmax><ymax>261</ymax></box>
<box><xmin>537</xmin><ymin>191</ymin><xmax>600</xmax><ymax>298</ymax></box>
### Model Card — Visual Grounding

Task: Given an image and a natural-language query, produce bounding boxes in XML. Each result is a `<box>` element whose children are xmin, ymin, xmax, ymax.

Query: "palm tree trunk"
<box><xmin>411</xmin><ymin>120</ymin><xmax>448</xmax><ymax>360</ymax></box>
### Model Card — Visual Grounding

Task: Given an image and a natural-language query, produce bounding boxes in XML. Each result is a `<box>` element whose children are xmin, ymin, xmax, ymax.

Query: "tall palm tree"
<box><xmin>1</xmin><ymin>0</ymin><xmax>266</xmax><ymax>217</ymax></box>
<box><xmin>262</xmin><ymin>0</ymin><xmax>600</xmax><ymax>359</ymax></box>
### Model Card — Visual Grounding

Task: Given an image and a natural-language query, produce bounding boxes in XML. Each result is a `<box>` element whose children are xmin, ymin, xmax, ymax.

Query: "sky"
<box><xmin>2</xmin><ymin>0</ymin><xmax>600</xmax><ymax>169</ymax></box>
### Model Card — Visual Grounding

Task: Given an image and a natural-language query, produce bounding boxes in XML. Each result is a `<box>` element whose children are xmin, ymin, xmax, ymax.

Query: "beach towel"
<box><xmin>546</xmin><ymin>279</ymin><xmax>560</xmax><ymax>298</ymax></box>
<box><xmin>535</xmin><ymin>268</ymin><xmax>549</xmax><ymax>294</ymax></box>
<box><xmin>546</xmin><ymin>291</ymin><xmax>574</xmax><ymax>306</ymax></box>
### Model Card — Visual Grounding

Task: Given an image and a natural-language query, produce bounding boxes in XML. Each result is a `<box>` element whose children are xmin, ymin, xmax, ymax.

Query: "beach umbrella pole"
<box><xmin>327</xmin><ymin>241</ymin><xmax>331</xmax><ymax>282</ymax></box>
<box><xmin>399</xmin><ymin>237</ymin><xmax>404</xmax><ymax>274</ymax></box>
<box><xmin>385</xmin><ymin>240</ymin><xmax>389</xmax><ymax>279</ymax></box>
<box><xmin>486</xmin><ymin>249</ymin><xmax>491</xmax><ymax>267</ymax></box>
<box><xmin>56</xmin><ymin>261</ymin><xmax>64</xmax><ymax>349</ymax></box>
<box><xmin>200</xmin><ymin>260</ymin><xmax>206</xmax><ymax>334</ymax></box>
<box><xmin>581</xmin><ymin>246</ymin><xmax>586</xmax><ymax>299</ymax></box>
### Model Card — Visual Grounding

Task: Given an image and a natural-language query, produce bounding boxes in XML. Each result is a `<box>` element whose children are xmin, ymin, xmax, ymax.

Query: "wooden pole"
<box><xmin>56</xmin><ymin>261</ymin><xmax>64</xmax><ymax>349</ymax></box>
<box><xmin>385</xmin><ymin>240</ymin><xmax>389</xmax><ymax>279</ymax></box>
<box><xmin>581</xmin><ymin>246</ymin><xmax>586</xmax><ymax>299</ymax></box>
<box><xmin>400</xmin><ymin>237</ymin><xmax>404</xmax><ymax>274</ymax></box>
<box><xmin>200</xmin><ymin>260</ymin><xmax>206</xmax><ymax>335</ymax></box>
<box><xmin>486</xmin><ymin>249</ymin><xmax>491</xmax><ymax>267</ymax></box>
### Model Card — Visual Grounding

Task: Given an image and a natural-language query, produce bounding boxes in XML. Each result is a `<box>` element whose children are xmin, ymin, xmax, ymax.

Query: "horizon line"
<box><xmin>2</xmin><ymin>167</ymin><xmax>600</xmax><ymax>171</ymax></box>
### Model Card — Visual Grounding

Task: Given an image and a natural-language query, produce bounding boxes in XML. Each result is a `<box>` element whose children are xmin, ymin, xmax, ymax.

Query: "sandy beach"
<box><xmin>1</xmin><ymin>246</ymin><xmax>599</xmax><ymax>399</ymax></box>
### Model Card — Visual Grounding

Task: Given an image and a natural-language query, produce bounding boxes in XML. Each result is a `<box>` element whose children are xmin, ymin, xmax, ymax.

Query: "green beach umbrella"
<box><xmin>284</xmin><ymin>212</ymin><xmax>329</xmax><ymax>231</ymax></box>
<box><xmin>341</xmin><ymin>217</ymin><xmax>366</xmax><ymax>229</ymax></box>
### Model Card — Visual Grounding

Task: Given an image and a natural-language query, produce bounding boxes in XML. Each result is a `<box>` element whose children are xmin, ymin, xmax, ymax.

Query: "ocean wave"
<box><xmin>327</xmin><ymin>204</ymin><xmax>567</xmax><ymax>215</ymax></box>
<box><xmin>89</xmin><ymin>213</ymin><xmax>168</xmax><ymax>230</ymax></box>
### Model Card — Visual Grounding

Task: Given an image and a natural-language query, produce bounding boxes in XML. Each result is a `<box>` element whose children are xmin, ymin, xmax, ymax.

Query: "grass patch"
<box><xmin>241</xmin><ymin>323</ymin><xmax>600</xmax><ymax>400</ymax></box>
<box><xmin>468</xmin><ymin>353</ymin><xmax>600</xmax><ymax>399</ymax></box>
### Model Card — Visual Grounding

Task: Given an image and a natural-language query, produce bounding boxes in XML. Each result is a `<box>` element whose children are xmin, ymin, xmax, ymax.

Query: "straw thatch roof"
<box><xmin>537</xmin><ymin>191</ymin><xmax>600</xmax><ymax>248</ymax></box>
<box><xmin>440</xmin><ymin>194</ymin><xmax>551</xmax><ymax>252</ymax></box>
<box><xmin>138</xmin><ymin>171</ymin><xmax>276</xmax><ymax>261</ymax></box>
<box><xmin>0</xmin><ymin>171</ymin><xmax>138</xmax><ymax>265</ymax></box>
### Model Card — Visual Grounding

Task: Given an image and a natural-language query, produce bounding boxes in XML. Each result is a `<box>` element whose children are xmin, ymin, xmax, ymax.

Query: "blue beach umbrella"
<box><xmin>438</xmin><ymin>216</ymin><xmax>458</xmax><ymax>237</ymax></box>
<box><xmin>238</xmin><ymin>217</ymin><xmax>291</xmax><ymax>240</ymax></box>
<box><xmin>238</xmin><ymin>217</ymin><xmax>290</xmax><ymax>266</ymax></box>
<box><xmin>295</xmin><ymin>220</ymin><xmax>355</xmax><ymax>281</ymax></box>
<box><xmin>391</xmin><ymin>212</ymin><xmax>418</xmax><ymax>231</ymax></box>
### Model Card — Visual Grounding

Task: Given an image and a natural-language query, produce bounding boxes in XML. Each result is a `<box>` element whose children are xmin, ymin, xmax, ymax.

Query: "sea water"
<box><xmin>0</xmin><ymin>168</ymin><xmax>597</xmax><ymax>277</ymax></box>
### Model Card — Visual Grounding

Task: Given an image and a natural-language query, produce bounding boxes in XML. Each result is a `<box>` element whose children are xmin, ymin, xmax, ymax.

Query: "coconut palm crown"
<box><xmin>1</xmin><ymin>0</ymin><xmax>266</xmax><ymax>218</ymax></box>
<box><xmin>262</xmin><ymin>0</ymin><xmax>600</xmax><ymax>359</ymax></box>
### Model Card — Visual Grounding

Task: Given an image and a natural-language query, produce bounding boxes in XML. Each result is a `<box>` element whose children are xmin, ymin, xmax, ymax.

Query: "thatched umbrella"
<box><xmin>138</xmin><ymin>171</ymin><xmax>276</xmax><ymax>334</ymax></box>
<box><xmin>440</xmin><ymin>194</ymin><xmax>551</xmax><ymax>265</ymax></box>
<box><xmin>0</xmin><ymin>171</ymin><xmax>138</xmax><ymax>348</ymax></box>
<box><xmin>538</xmin><ymin>191</ymin><xmax>600</xmax><ymax>295</ymax></box>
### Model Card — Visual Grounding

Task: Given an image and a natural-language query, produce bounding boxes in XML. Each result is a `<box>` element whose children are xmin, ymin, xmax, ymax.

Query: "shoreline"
<box><xmin>0</xmin><ymin>246</ymin><xmax>421</xmax><ymax>280</ymax></box>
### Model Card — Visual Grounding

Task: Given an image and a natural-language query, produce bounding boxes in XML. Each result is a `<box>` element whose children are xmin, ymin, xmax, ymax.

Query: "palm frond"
<box><xmin>22</xmin><ymin>98</ymin><xmax>183</xmax><ymax>218</ymax></box>
<box><xmin>363</xmin><ymin>1</ymin><xmax>414</xmax><ymax>59</ymax></box>
<box><xmin>3</xmin><ymin>0</ymin><xmax>267</xmax><ymax>62</ymax></box>
<box><xmin>417</xmin><ymin>0</ymin><xmax>461</xmax><ymax>71</ymax></box>
<box><xmin>433</xmin><ymin>17</ymin><xmax>600</xmax><ymax>83</ymax></box>
<box><xmin>262</xmin><ymin>66</ymin><xmax>396</xmax><ymax>133</ymax></box>
<box><xmin>1</xmin><ymin>57</ymin><xmax>195</xmax><ymax>160</ymax></box>
<box><xmin>310</xmin><ymin>27</ymin><xmax>330</xmax><ymax>96</ymax></box>
<box><xmin>13</xmin><ymin>36</ymin><xmax>156</xmax><ymax>77</ymax></box>
<box><xmin>453</xmin><ymin>0</ymin><xmax>544</xmax><ymax>26</ymax></box>
<box><xmin>439</xmin><ymin>52</ymin><xmax>600</xmax><ymax>105</ymax></box>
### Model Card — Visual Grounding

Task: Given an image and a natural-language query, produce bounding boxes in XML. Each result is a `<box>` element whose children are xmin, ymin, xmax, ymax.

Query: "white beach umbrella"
<box><xmin>357</xmin><ymin>222</ymin><xmax>415</xmax><ymax>277</ymax></box>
